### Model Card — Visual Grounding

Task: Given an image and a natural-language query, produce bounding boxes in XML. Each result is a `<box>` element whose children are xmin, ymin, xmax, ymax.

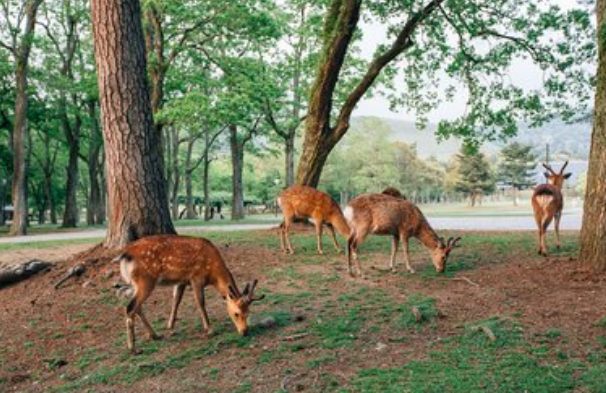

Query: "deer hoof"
<box><xmin>204</xmin><ymin>329</ymin><xmax>214</xmax><ymax>337</ymax></box>
<box><xmin>148</xmin><ymin>333</ymin><xmax>163</xmax><ymax>341</ymax></box>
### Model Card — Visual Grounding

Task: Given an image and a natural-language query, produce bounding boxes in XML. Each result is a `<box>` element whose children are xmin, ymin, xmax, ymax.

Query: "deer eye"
<box><xmin>235</xmin><ymin>313</ymin><xmax>240</xmax><ymax>318</ymax></box>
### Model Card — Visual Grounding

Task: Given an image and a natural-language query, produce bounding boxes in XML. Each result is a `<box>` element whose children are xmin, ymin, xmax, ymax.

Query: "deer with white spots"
<box><xmin>343</xmin><ymin>193</ymin><xmax>460</xmax><ymax>277</ymax></box>
<box><xmin>115</xmin><ymin>234</ymin><xmax>264</xmax><ymax>353</ymax></box>
<box><xmin>531</xmin><ymin>161</ymin><xmax>572</xmax><ymax>256</ymax></box>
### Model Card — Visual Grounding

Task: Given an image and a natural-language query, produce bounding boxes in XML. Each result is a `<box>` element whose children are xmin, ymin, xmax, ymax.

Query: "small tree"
<box><xmin>452</xmin><ymin>146</ymin><xmax>495</xmax><ymax>207</ymax></box>
<box><xmin>498</xmin><ymin>142</ymin><xmax>537</xmax><ymax>206</ymax></box>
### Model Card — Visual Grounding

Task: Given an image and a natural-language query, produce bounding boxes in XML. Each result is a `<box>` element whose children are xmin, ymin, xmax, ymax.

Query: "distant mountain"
<box><xmin>350</xmin><ymin>116</ymin><xmax>592</xmax><ymax>161</ymax></box>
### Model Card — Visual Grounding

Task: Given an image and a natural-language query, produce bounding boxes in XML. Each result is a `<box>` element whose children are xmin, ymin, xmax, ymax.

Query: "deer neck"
<box><xmin>330</xmin><ymin>211</ymin><xmax>351</xmax><ymax>237</ymax></box>
<box><xmin>212</xmin><ymin>264</ymin><xmax>239</xmax><ymax>299</ymax></box>
<box><xmin>416</xmin><ymin>218</ymin><xmax>441</xmax><ymax>252</ymax></box>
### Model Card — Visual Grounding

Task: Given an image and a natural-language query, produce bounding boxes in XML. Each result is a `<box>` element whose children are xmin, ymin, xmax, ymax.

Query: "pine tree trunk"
<box><xmin>580</xmin><ymin>0</ymin><xmax>606</xmax><ymax>271</ymax></box>
<box><xmin>230</xmin><ymin>125</ymin><xmax>245</xmax><ymax>220</ymax></box>
<box><xmin>285</xmin><ymin>134</ymin><xmax>295</xmax><ymax>187</ymax></box>
<box><xmin>91</xmin><ymin>0</ymin><xmax>175</xmax><ymax>248</ymax></box>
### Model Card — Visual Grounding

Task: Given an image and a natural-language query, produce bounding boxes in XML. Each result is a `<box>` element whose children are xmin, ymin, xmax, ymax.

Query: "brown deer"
<box><xmin>115</xmin><ymin>235</ymin><xmax>264</xmax><ymax>353</ymax></box>
<box><xmin>382</xmin><ymin>187</ymin><xmax>406</xmax><ymax>199</ymax></box>
<box><xmin>344</xmin><ymin>193</ymin><xmax>460</xmax><ymax>277</ymax></box>
<box><xmin>531</xmin><ymin>161</ymin><xmax>572</xmax><ymax>256</ymax></box>
<box><xmin>277</xmin><ymin>185</ymin><xmax>351</xmax><ymax>254</ymax></box>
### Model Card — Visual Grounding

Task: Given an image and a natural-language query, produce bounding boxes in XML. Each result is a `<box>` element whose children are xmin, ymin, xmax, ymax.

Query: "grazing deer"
<box><xmin>344</xmin><ymin>193</ymin><xmax>460</xmax><ymax>277</ymax></box>
<box><xmin>115</xmin><ymin>235</ymin><xmax>264</xmax><ymax>353</ymax></box>
<box><xmin>277</xmin><ymin>185</ymin><xmax>351</xmax><ymax>254</ymax></box>
<box><xmin>531</xmin><ymin>161</ymin><xmax>572</xmax><ymax>256</ymax></box>
<box><xmin>382</xmin><ymin>187</ymin><xmax>406</xmax><ymax>199</ymax></box>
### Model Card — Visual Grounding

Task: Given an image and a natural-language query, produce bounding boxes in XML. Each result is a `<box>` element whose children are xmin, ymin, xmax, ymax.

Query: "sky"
<box><xmin>352</xmin><ymin>0</ymin><xmax>592</xmax><ymax>124</ymax></box>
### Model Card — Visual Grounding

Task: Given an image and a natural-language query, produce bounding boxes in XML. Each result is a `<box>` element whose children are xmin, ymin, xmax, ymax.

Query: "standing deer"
<box><xmin>115</xmin><ymin>235</ymin><xmax>264</xmax><ymax>353</ymax></box>
<box><xmin>531</xmin><ymin>161</ymin><xmax>572</xmax><ymax>256</ymax></box>
<box><xmin>344</xmin><ymin>193</ymin><xmax>460</xmax><ymax>277</ymax></box>
<box><xmin>277</xmin><ymin>185</ymin><xmax>351</xmax><ymax>254</ymax></box>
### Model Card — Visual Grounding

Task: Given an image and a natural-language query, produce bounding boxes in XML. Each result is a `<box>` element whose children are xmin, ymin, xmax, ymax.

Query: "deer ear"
<box><xmin>564</xmin><ymin>173</ymin><xmax>572</xmax><ymax>179</ymax></box>
<box><xmin>543</xmin><ymin>172</ymin><xmax>551</xmax><ymax>179</ymax></box>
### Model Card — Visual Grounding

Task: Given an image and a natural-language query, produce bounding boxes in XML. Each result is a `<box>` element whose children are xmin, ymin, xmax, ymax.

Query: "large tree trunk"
<box><xmin>230</xmin><ymin>124</ymin><xmax>245</xmax><ymax>220</ymax></box>
<box><xmin>9</xmin><ymin>0</ymin><xmax>42</xmax><ymax>236</ymax></box>
<box><xmin>91</xmin><ymin>0</ymin><xmax>175</xmax><ymax>248</ymax></box>
<box><xmin>580</xmin><ymin>0</ymin><xmax>606</xmax><ymax>271</ymax></box>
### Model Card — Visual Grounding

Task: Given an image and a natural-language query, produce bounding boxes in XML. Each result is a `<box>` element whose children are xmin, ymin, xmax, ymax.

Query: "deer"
<box><xmin>277</xmin><ymin>185</ymin><xmax>351</xmax><ymax>255</ymax></box>
<box><xmin>531</xmin><ymin>161</ymin><xmax>572</xmax><ymax>256</ymax></box>
<box><xmin>115</xmin><ymin>234</ymin><xmax>265</xmax><ymax>353</ymax></box>
<box><xmin>382</xmin><ymin>187</ymin><xmax>406</xmax><ymax>199</ymax></box>
<box><xmin>343</xmin><ymin>193</ymin><xmax>461</xmax><ymax>277</ymax></box>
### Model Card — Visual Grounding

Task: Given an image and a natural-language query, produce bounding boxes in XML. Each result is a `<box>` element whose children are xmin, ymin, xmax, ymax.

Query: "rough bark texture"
<box><xmin>9</xmin><ymin>0</ymin><xmax>42</xmax><ymax>236</ymax></box>
<box><xmin>91</xmin><ymin>0</ymin><xmax>175</xmax><ymax>248</ymax></box>
<box><xmin>61</xmin><ymin>108</ymin><xmax>81</xmax><ymax>227</ymax></box>
<box><xmin>580</xmin><ymin>0</ymin><xmax>606</xmax><ymax>271</ymax></box>
<box><xmin>230</xmin><ymin>125</ymin><xmax>246</xmax><ymax>220</ymax></box>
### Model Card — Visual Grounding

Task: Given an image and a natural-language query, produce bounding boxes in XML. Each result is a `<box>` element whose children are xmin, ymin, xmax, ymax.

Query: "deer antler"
<box><xmin>446</xmin><ymin>237</ymin><xmax>462</xmax><ymax>249</ymax></box>
<box><xmin>542</xmin><ymin>163</ymin><xmax>556</xmax><ymax>175</ymax></box>
<box><xmin>559</xmin><ymin>160</ymin><xmax>569</xmax><ymax>174</ymax></box>
<box><xmin>244</xmin><ymin>279</ymin><xmax>265</xmax><ymax>303</ymax></box>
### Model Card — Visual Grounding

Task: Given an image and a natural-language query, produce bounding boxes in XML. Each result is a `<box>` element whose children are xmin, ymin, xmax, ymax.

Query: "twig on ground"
<box><xmin>282</xmin><ymin>332</ymin><xmax>309</xmax><ymax>342</ymax></box>
<box><xmin>472</xmin><ymin>325</ymin><xmax>496</xmax><ymax>342</ymax></box>
<box><xmin>411</xmin><ymin>306</ymin><xmax>423</xmax><ymax>323</ymax></box>
<box><xmin>452</xmin><ymin>276</ymin><xmax>480</xmax><ymax>287</ymax></box>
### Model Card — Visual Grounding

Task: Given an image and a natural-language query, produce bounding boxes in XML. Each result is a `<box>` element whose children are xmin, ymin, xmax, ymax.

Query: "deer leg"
<box><xmin>554</xmin><ymin>212</ymin><xmax>562</xmax><ymax>250</ymax></box>
<box><xmin>315</xmin><ymin>220</ymin><xmax>325</xmax><ymax>255</ymax></box>
<box><xmin>125</xmin><ymin>281</ymin><xmax>155</xmax><ymax>352</ymax></box>
<box><xmin>279</xmin><ymin>221</ymin><xmax>287</xmax><ymax>253</ymax></box>
<box><xmin>283</xmin><ymin>216</ymin><xmax>295</xmax><ymax>254</ymax></box>
<box><xmin>390</xmin><ymin>235</ymin><xmax>399</xmax><ymax>272</ymax></box>
<box><xmin>400</xmin><ymin>237</ymin><xmax>414</xmax><ymax>273</ymax></box>
<box><xmin>326</xmin><ymin>224</ymin><xmax>341</xmax><ymax>253</ymax></box>
<box><xmin>346</xmin><ymin>235</ymin><xmax>355</xmax><ymax>277</ymax></box>
<box><xmin>541</xmin><ymin>215</ymin><xmax>554</xmax><ymax>256</ymax></box>
<box><xmin>137</xmin><ymin>309</ymin><xmax>161</xmax><ymax>341</ymax></box>
<box><xmin>191</xmin><ymin>282</ymin><xmax>212</xmax><ymax>336</ymax></box>
<box><xmin>167</xmin><ymin>284</ymin><xmax>186</xmax><ymax>330</ymax></box>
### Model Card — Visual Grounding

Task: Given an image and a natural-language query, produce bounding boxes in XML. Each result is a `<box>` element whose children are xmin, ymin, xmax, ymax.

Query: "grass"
<box><xmin>4</xmin><ymin>227</ymin><xmax>603</xmax><ymax>393</ymax></box>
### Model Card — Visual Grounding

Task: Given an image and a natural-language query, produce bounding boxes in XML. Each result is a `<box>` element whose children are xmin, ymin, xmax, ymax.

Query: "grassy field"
<box><xmin>1</xmin><ymin>228</ymin><xmax>605</xmax><ymax>392</ymax></box>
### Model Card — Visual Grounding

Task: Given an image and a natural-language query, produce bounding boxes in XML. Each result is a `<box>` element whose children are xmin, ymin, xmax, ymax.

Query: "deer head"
<box><xmin>226</xmin><ymin>280</ymin><xmax>265</xmax><ymax>336</ymax></box>
<box><xmin>543</xmin><ymin>161</ymin><xmax>572</xmax><ymax>189</ymax></box>
<box><xmin>430</xmin><ymin>237</ymin><xmax>462</xmax><ymax>273</ymax></box>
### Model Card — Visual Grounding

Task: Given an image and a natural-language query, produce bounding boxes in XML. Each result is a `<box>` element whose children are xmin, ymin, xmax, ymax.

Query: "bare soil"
<box><xmin>1</xmin><ymin>229</ymin><xmax>605</xmax><ymax>392</ymax></box>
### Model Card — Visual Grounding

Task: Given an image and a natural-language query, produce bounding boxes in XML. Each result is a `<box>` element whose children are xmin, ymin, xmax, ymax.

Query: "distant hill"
<box><xmin>350</xmin><ymin>116</ymin><xmax>592</xmax><ymax>161</ymax></box>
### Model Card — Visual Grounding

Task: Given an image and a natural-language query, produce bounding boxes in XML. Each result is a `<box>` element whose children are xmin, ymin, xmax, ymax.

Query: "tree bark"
<box><xmin>168</xmin><ymin>128</ymin><xmax>181</xmax><ymax>220</ymax></box>
<box><xmin>86</xmin><ymin>100</ymin><xmax>105</xmax><ymax>225</ymax></box>
<box><xmin>184</xmin><ymin>139</ymin><xmax>196</xmax><ymax>219</ymax></box>
<box><xmin>91</xmin><ymin>0</ymin><xmax>175</xmax><ymax>248</ymax></box>
<box><xmin>580</xmin><ymin>0</ymin><xmax>606</xmax><ymax>271</ymax></box>
<box><xmin>230</xmin><ymin>124</ymin><xmax>246</xmax><ymax>220</ymax></box>
<box><xmin>9</xmin><ymin>0</ymin><xmax>42</xmax><ymax>236</ymax></box>
<box><xmin>61</xmin><ymin>109</ymin><xmax>81</xmax><ymax>227</ymax></box>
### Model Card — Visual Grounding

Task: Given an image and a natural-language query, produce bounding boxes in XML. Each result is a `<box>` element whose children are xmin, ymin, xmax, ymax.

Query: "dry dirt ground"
<box><xmin>1</xmin><ymin>228</ymin><xmax>605</xmax><ymax>392</ymax></box>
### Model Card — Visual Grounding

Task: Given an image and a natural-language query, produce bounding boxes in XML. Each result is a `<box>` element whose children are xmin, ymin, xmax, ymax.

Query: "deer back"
<box><xmin>345</xmin><ymin>194</ymin><xmax>422</xmax><ymax>236</ymax></box>
<box><xmin>120</xmin><ymin>235</ymin><xmax>230</xmax><ymax>286</ymax></box>
<box><xmin>278</xmin><ymin>185</ymin><xmax>341</xmax><ymax>219</ymax></box>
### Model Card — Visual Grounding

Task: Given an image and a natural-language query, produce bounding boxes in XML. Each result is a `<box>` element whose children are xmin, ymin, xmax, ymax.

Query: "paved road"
<box><xmin>0</xmin><ymin>210</ymin><xmax>583</xmax><ymax>244</ymax></box>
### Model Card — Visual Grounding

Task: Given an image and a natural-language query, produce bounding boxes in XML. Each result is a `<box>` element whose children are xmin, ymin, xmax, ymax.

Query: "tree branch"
<box><xmin>334</xmin><ymin>0</ymin><xmax>444</xmax><ymax>141</ymax></box>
